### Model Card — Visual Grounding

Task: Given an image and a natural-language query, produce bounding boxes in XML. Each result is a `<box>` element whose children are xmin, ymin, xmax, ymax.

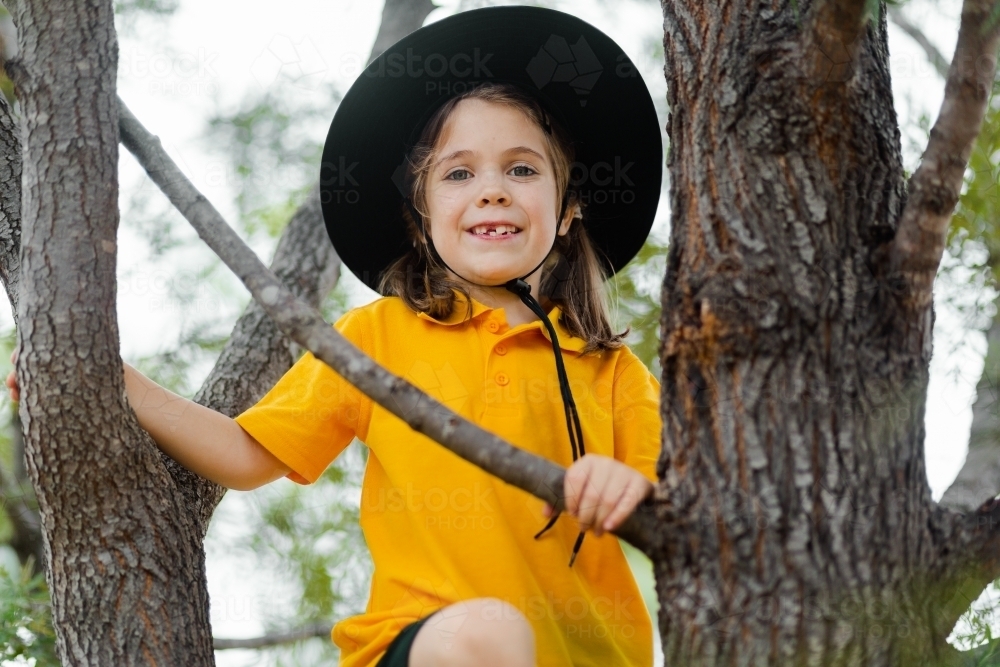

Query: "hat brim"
<box><xmin>320</xmin><ymin>5</ymin><xmax>662</xmax><ymax>293</ymax></box>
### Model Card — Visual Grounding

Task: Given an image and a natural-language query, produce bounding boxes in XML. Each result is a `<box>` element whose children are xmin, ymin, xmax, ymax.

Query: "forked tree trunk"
<box><xmin>654</xmin><ymin>1</ymin><xmax>1000</xmax><ymax>665</ymax></box>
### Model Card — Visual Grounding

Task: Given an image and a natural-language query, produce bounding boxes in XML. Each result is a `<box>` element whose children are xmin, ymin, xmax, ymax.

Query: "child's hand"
<box><xmin>542</xmin><ymin>454</ymin><xmax>653</xmax><ymax>537</ymax></box>
<box><xmin>5</xmin><ymin>350</ymin><xmax>18</xmax><ymax>402</ymax></box>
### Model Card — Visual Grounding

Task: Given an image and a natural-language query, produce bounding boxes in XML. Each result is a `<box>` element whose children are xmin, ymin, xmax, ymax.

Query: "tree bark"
<box><xmin>654</xmin><ymin>0</ymin><xmax>1000</xmax><ymax>664</ymax></box>
<box><xmin>9</xmin><ymin>0</ymin><xmax>216</xmax><ymax>662</ymax></box>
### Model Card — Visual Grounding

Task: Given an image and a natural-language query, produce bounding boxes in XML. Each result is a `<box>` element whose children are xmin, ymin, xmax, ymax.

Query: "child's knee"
<box><xmin>414</xmin><ymin>598</ymin><xmax>534</xmax><ymax>666</ymax></box>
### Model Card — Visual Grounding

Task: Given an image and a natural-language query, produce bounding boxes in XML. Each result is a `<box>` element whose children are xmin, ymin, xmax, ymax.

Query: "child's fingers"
<box><xmin>563</xmin><ymin>461</ymin><xmax>585</xmax><ymax>518</ymax></box>
<box><xmin>5</xmin><ymin>370</ymin><xmax>18</xmax><ymax>402</ymax></box>
<box><xmin>600</xmin><ymin>478</ymin><xmax>652</xmax><ymax>534</ymax></box>
<box><xmin>574</xmin><ymin>470</ymin><xmax>610</xmax><ymax>535</ymax></box>
<box><xmin>542</xmin><ymin>502</ymin><xmax>552</xmax><ymax>518</ymax></box>
<box><xmin>591</xmin><ymin>473</ymin><xmax>632</xmax><ymax>537</ymax></box>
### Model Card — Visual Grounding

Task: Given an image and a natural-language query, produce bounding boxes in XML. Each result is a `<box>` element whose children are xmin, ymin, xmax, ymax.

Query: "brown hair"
<box><xmin>378</xmin><ymin>82</ymin><xmax>627</xmax><ymax>354</ymax></box>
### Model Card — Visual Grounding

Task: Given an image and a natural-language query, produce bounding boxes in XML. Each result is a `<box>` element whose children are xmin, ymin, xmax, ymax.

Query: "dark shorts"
<box><xmin>375</xmin><ymin>611</ymin><xmax>440</xmax><ymax>667</ymax></box>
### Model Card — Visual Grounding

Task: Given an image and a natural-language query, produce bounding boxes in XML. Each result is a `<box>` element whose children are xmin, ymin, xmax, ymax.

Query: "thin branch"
<box><xmin>115</xmin><ymin>96</ymin><xmax>663</xmax><ymax>558</ymax></box>
<box><xmin>213</xmin><ymin>622</ymin><xmax>331</xmax><ymax>650</ymax></box>
<box><xmin>889</xmin><ymin>0</ymin><xmax>1000</xmax><ymax>311</ymax></box>
<box><xmin>887</xmin><ymin>4</ymin><xmax>951</xmax><ymax>79</ymax></box>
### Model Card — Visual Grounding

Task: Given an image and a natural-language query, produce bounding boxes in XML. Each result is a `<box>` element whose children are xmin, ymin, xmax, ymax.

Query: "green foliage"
<box><xmin>610</xmin><ymin>233</ymin><xmax>668</xmax><ymax>377</ymax></box>
<box><xmin>0</xmin><ymin>559</ymin><xmax>58</xmax><ymax>667</ymax></box>
<box><xmin>943</xmin><ymin>77</ymin><xmax>1000</xmax><ymax>348</ymax></box>
<box><xmin>201</xmin><ymin>79</ymin><xmax>339</xmax><ymax>242</ymax></box>
<box><xmin>212</xmin><ymin>441</ymin><xmax>371</xmax><ymax>665</ymax></box>
<box><xmin>950</xmin><ymin>579</ymin><xmax>1000</xmax><ymax>665</ymax></box>
<box><xmin>950</xmin><ymin>88</ymin><xmax>1000</xmax><ymax>289</ymax></box>
<box><xmin>113</xmin><ymin>0</ymin><xmax>179</xmax><ymax>37</ymax></box>
<box><xmin>114</xmin><ymin>0</ymin><xmax>179</xmax><ymax>15</ymax></box>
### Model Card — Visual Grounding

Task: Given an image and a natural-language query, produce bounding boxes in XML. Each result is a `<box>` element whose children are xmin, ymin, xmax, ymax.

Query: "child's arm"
<box><xmin>6</xmin><ymin>352</ymin><xmax>290</xmax><ymax>491</ymax></box>
<box><xmin>122</xmin><ymin>363</ymin><xmax>291</xmax><ymax>491</ymax></box>
<box><xmin>544</xmin><ymin>455</ymin><xmax>654</xmax><ymax>537</ymax></box>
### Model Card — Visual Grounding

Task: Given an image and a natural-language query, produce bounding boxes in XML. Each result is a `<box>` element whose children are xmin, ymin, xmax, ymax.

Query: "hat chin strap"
<box><xmin>406</xmin><ymin>198</ymin><xmax>588</xmax><ymax>567</ymax></box>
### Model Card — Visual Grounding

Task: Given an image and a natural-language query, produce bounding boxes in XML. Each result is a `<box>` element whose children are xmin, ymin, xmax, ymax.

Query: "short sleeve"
<box><xmin>612</xmin><ymin>350</ymin><xmax>662</xmax><ymax>485</ymax></box>
<box><xmin>233</xmin><ymin>308</ymin><xmax>373</xmax><ymax>485</ymax></box>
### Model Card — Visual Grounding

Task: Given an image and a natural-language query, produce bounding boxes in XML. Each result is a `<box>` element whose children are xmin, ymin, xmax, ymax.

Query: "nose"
<box><xmin>476</xmin><ymin>170</ymin><xmax>510</xmax><ymax>207</ymax></box>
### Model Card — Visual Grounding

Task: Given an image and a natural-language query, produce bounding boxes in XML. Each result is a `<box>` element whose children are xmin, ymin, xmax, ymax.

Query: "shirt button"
<box><xmin>495</xmin><ymin>344</ymin><xmax>507</xmax><ymax>356</ymax></box>
<box><xmin>495</xmin><ymin>372</ymin><xmax>509</xmax><ymax>386</ymax></box>
<box><xmin>486</xmin><ymin>320</ymin><xmax>500</xmax><ymax>333</ymax></box>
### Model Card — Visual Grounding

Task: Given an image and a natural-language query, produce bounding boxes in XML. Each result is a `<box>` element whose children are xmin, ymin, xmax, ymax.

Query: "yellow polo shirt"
<box><xmin>233</xmin><ymin>292</ymin><xmax>661</xmax><ymax>667</ymax></box>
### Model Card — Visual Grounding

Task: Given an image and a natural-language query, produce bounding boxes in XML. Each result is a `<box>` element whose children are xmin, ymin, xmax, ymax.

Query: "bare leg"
<box><xmin>409</xmin><ymin>597</ymin><xmax>535</xmax><ymax>667</ymax></box>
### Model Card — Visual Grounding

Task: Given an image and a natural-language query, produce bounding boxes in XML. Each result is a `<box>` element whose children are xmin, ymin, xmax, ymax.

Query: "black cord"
<box><xmin>406</xmin><ymin>198</ymin><xmax>587</xmax><ymax>567</ymax></box>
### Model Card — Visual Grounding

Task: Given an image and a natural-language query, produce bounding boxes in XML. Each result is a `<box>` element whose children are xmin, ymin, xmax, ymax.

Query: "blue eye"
<box><xmin>511</xmin><ymin>165</ymin><xmax>536</xmax><ymax>177</ymax></box>
<box><xmin>446</xmin><ymin>169</ymin><xmax>471</xmax><ymax>181</ymax></box>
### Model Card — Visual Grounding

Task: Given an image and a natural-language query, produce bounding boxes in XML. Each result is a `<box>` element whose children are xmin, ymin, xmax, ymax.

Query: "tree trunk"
<box><xmin>0</xmin><ymin>0</ymin><xmax>434</xmax><ymax>663</ymax></box>
<box><xmin>9</xmin><ymin>0</ymin><xmax>216</xmax><ymax>661</ymax></box>
<box><xmin>654</xmin><ymin>1</ymin><xmax>1000</xmax><ymax>664</ymax></box>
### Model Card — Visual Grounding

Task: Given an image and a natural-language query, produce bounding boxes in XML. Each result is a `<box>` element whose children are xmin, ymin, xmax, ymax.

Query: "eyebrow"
<box><xmin>435</xmin><ymin>145</ymin><xmax>549</xmax><ymax>167</ymax></box>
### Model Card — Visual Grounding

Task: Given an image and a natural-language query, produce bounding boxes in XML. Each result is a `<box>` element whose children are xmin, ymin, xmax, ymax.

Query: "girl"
<box><xmin>9</xmin><ymin>6</ymin><xmax>664</xmax><ymax>667</ymax></box>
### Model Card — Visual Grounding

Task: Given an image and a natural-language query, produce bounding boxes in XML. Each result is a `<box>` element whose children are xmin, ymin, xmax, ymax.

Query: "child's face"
<box><xmin>424</xmin><ymin>98</ymin><xmax>571</xmax><ymax>289</ymax></box>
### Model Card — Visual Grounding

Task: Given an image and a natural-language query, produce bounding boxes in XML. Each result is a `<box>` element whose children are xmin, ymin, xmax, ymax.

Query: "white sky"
<box><xmin>0</xmin><ymin>0</ymin><xmax>990</xmax><ymax>663</ymax></box>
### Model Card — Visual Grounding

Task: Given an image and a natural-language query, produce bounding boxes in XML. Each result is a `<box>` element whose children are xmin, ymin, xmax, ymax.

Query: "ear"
<box><xmin>558</xmin><ymin>202</ymin><xmax>580</xmax><ymax>236</ymax></box>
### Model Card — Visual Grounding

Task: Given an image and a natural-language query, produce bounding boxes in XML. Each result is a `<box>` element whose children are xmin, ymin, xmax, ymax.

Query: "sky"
<box><xmin>0</xmin><ymin>0</ymin><xmax>989</xmax><ymax>663</ymax></box>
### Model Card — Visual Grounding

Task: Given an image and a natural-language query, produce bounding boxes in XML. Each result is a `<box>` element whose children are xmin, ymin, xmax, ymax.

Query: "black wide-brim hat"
<box><xmin>320</xmin><ymin>5</ymin><xmax>662</xmax><ymax>293</ymax></box>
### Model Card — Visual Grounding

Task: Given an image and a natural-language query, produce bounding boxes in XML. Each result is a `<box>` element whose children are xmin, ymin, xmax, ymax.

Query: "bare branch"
<box><xmin>887</xmin><ymin>4</ymin><xmax>951</xmax><ymax>79</ymax></box>
<box><xmin>213</xmin><ymin>622</ymin><xmax>331</xmax><ymax>650</ymax></box>
<box><xmin>889</xmin><ymin>0</ymin><xmax>1000</xmax><ymax>311</ymax></box>
<box><xmin>147</xmin><ymin>0</ymin><xmax>436</xmax><ymax>534</ymax></box>
<box><xmin>168</xmin><ymin>185</ymin><xmax>342</xmax><ymax>536</ymax></box>
<box><xmin>116</xmin><ymin>96</ymin><xmax>662</xmax><ymax>558</ymax></box>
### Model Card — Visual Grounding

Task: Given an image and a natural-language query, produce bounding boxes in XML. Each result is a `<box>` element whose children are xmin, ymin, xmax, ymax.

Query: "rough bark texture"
<box><xmin>654</xmin><ymin>0</ymin><xmax>1000</xmax><ymax>665</ymax></box>
<box><xmin>9</xmin><ymin>0</ymin><xmax>216</xmax><ymax>662</ymax></box>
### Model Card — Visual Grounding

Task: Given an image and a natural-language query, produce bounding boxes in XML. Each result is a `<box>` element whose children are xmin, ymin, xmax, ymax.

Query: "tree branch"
<box><xmin>169</xmin><ymin>184</ymin><xmax>341</xmax><ymax>537</ymax></box>
<box><xmin>887</xmin><ymin>3</ymin><xmax>951</xmax><ymax>79</ymax></box>
<box><xmin>889</xmin><ymin>0</ymin><xmax>1000</xmax><ymax>311</ymax></box>
<box><xmin>169</xmin><ymin>0</ymin><xmax>436</xmax><ymax>537</ymax></box>
<box><xmin>213</xmin><ymin>622</ymin><xmax>332</xmax><ymax>650</ymax></box>
<box><xmin>116</xmin><ymin>96</ymin><xmax>663</xmax><ymax>558</ymax></box>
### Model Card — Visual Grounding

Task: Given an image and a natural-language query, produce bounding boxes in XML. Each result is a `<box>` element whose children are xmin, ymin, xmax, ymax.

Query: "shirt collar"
<box><xmin>416</xmin><ymin>290</ymin><xmax>587</xmax><ymax>353</ymax></box>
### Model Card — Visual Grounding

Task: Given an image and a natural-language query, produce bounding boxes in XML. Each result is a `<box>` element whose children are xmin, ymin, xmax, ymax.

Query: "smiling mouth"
<box><xmin>468</xmin><ymin>223</ymin><xmax>522</xmax><ymax>237</ymax></box>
